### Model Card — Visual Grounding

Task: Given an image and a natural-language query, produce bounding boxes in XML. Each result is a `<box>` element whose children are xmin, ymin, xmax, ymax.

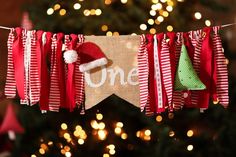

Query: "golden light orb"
<box><xmin>106</xmin><ymin>31</ymin><xmax>113</xmax><ymax>36</ymax></box>
<box><xmin>73</xmin><ymin>3</ymin><xmax>81</xmax><ymax>10</ymax></box>
<box><xmin>149</xmin><ymin>28</ymin><xmax>156</xmax><ymax>34</ymax></box>
<box><xmin>150</xmin><ymin>10</ymin><xmax>157</xmax><ymax>16</ymax></box>
<box><xmin>187</xmin><ymin>145</ymin><xmax>194</xmax><ymax>151</ymax></box>
<box><xmin>156</xmin><ymin>115</ymin><xmax>163</xmax><ymax>122</ymax></box>
<box><xmin>101</xmin><ymin>25</ymin><xmax>108</xmax><ymax>31</ymax></box>
<box><xmin>78</xmin><ymin>139</ymin><xmax>85</xmax><ymax>145</ymax></box>
<box><xmin>194</xmin><ymin>12</ymin><xmax>202</xmax><ymax>20</ymax></box>
<box><xmin>166</xmin><ymin>6</ymin><xmax>173</xmax><ymax>12</ymax></box>
<box><xmin>47</xmin><ymin>8</ymin><xmax>54</xmax><ymax>15</ymax></box>
<box><xmin>61</xmin><ymin>123</ymin><xmax>68</xmax><ymax>130</ymax></box>
<box><xmin>140</xmin><ymin>24</ymin><xmax>147</xmax><ymax>31</ymax></box>
<box><xmin>53</xmin><ymin>4</ymin><xmax>61</xmax><ymax>10</ymax></box>
<box><xmin>121</xmin><ymin>133</ymin><xmax>128</xmax><ymax>139</ymax></box>
<box><xmin>205</xmin><ymin>20</ymin><xmax>211</xmax><ymax>26</ymax></box>
<box><xmin>114</xmin><ymin>127</ymin><xmax>122</xmax><ymax>135</ymax></box>
<box><xmin>187</xmin><ymin>130</ymin><xmax>194</xmax><ymax>137</ymax></box>
<box><xmin>121</xmin><ymin>0</ymin><xmax>128</xmax><ymax>4</ymax></box>
<box><xmin>148</xmin><ymin>19</ymin><xmax>155</xmax><ymax>25</ymax></box>
<box><xmin>59</xmin><ymin>9</ymin><xmax>66</xmax><ymax>16</ymax></box>
<box><xmin>116</xmin><ymin>122</ymin><xmax>124</xmax><ymax>128</ymax></box>
<box><xmin>167</xmin><ymin>25</ymin><xmax>173</xmax><ymax>32</ymax></box>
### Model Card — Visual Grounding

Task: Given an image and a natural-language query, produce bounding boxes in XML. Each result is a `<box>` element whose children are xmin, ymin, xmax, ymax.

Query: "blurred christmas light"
<box><xmin>98</xmin><ymin>122</ymin><xmax>106</xmax><ymax>129</ymax></box>
<box><xmin>65</xmin><ymin>152</ymin><xmax>72</xmax><ymax>157</ymax></box>
<box><xmin>167</xmin><ymin>0</ymin><xmax>174</xmax><ymax>6</ymax></box>
<box><xmin>136</xmin><ymin>131</ymin><xmax>141</xmax><ymax>137</ymax></box>
<box><xmin>95</xmin><ymin>9</ymin><xmax>102</xmax><ymax>15</ymax></box>
<box><xmin>169</xmin><ymin>130</ymin><xmax>175</xmax><ymax>137</ymax></box>
<box><xmin>166</xmin><ymin>6</ymin><xmax>173</xmax><ymax>12</ymax></box>
<box><xmin>53</xmin><ymin>4</ymin><xmax>61</xmax><ymax>10</ymax></box>
<box><xmin>152</xmin><ymin>0</ymin><xmax>159</xmax><ymax>3</ymax></box>
<box><xmin>187</xmin><ymin>130</ymin><xmax>194</xmax><ymax>137</ymax></box>
<box><xmin>107</xmin><ymin>144</ymin><xmax>115</xmax><ymax>150</ymax></box>
<box><xmin>121</xmin><ymin>0</ymin><xmax>128</xmax><ymax>4</ymax></box>
<box><xmin>151</xmin><ymin>4</ymin><xmax>158</xmax><ymax>10</ymax></box>
<box><xmin>40</xmin><ymin>143</ymin><xmax>48</xmax><ymax>150</ymax></box>
<box><xmin>48</xmin><ymin>141</ymin><xmax>53</xmax><ymax>146</ymax></box>
<box><xmin>177</xmin><ymin>0</ymin><xmax>184</xmax><ymax>2</ymax></box>
<box><xmin>167</xmin><ymin>25</ymin><xmax>173</xmax><ymax>32</ymax></box>
<box><xmin>91</xmin><ymin>120</ymin><xmax>99</xmax><ymax>129</ymax></box>
<box><xmin>63</xmin><ymin>133</ymin><xmax>71</xmax><ymax>140</ymax></box>
<box><xmin>150</xmin><ymin>10</ymin><xmax>157</xmax><ymax>16</ymax></box>
<box><xmin>101</xmin><ymin>25</ymin><xmax>108</xmax><ymax>31</ymax></box>
<box><xmin>61</xmin><ymin>149</ymin><xmax>66</xmax><ymax>155</ymax></box>
<box><xmin>83</xmin><ymin>9</ymin><xmax>90</xmax><ymax>16</ymax></box>
<box><xmin>143</xmin><ymin>135</ymin><xmax>151</xmax><ymax>141</ymax></box>
<box><xmin>156</xmin><ymin>3</ymin><xmax>163</xmax><ymax>10</ymax></box>
<box><xmin>103</xmin><ymin>153</ymin><xmax>110</xmax><ymax>157</ymax></box>
<box><xmin>39</xmin><ymin>148</ymin><xmax>45</xmax><ymax>155</ymax></box>
<box><xmin>105</xmin><ymin>0</ymin><xmax>112</xmax><ymax>5</ymax></box>
<box><xmin>148</xmin><ymin>19</ymin><xmax>155</xmax><ymax>25</ymax></box>
<box><xmin>225</xmin><ymin>58</ymin><xmax>229</xmax><ymax>65</ymax></box>
<box><xmin>140</xmin><ymin>24</ymin><xmax>147</xmax><ymax>30</ymax></box>
<box><xmin>116</xmin><ymin>122</ymin><xmax>124</xmax><ymax>128</ymax></box>
<box><xmin>78</xmin><ymin>139</ymin><xmax>85</xmax><ymax>145</ymax></box>
<box><xmin>155</xmin><ymin>19</ymin><xmax>161</xmax><ymax>25</ymax></box>
<box><xmin>187</xmin><ymin>145</ymin><xmax>194</xmax><ymax>151</ymax></box>
<box><xmin>64</xmin><ymin>146</ymin><xmax>70</xmax><ymax>152</ymax></box>
<box><xmin>113</xmin><ymin>32</ymin><xmax>120</xmax><ymax>36</ymax></box>
<box><xmin>121</xmin><ymin>133</ymin><xmax>128</xmax><ymax>139</ymax></box>
<box><xmin>114</xmin><ymin>127</ymin><xmax>122</xmax><ymax>134</ymax></box>
<box><xmin>157</xmin><ymin>16</ymin><xmax>164</xmax><ymax>22</ymax></box>
<box><xmin>131</xmin><ymin>33</ymin><xmax>137</xmax><ymax>35</ymax></box>
<box><xmin>75</xmin><ymin>125</ymin><xmax>82</xmax><ymax>131</ymax></box>
<box><xmin>205</xmin><ymin>20</ymin><xmax>211</xmax><ymax>26</ymax></box>
<box><xmin>156</xmin><ymin>115</ymin><xmax>163</xmax><ymax>122</ymax></box>
<box><xmin>194</xmin><ymin>12</ymin><xmax>202</xmax><ymax>20</ymax></box>
<box><xmin>160</xmin><ymin>0</ymin><xmax>167</xmax><ymax>3</ymax></box>
<box><xmin>73</xmin><ymin>3</ymin><xmax>81</xmax><ymax>10</ymax></box>
<box><xmin>98</xmin><ymin>129</ymin><xmax>107</xmax><ymax>140</ymax></box>
<box><xmin>144</xmin><ymin>129</ymin><xmax>151</xmax><ymax>136</ymax></box>
<box><xmin>109</xmin><ymin>149</ymin><xmax>116</xmax><ymax>155</ymax></box>
<box><xmin>106</xmin><ymin>31</ymin><xmax>113</xmax><ymax>36</ymax></box>
<box><xmin>59</xmin><ymin>9</ymin><xmax>67</xmax><ymax>16</ymax></box>
<box><xmin>31</xmin><ymin>155</ymin><xmax>36</xmax><ymax>157</ymax></box>
<box><xmin>61</xmin><ymin>123</ymin><xmax>68</xmax><ymax>130</ymax></box>
<box><xmin>150</xmin><ymin>28</ymin><xmax>156</xmax><ymax>34</ymax></box>
<box><xmin>47</xmin><ymin>8</ymin><xmax>54</xmax><ymax>15</ymax></box>
<box><xmin>163</xmin><ymin>11</ymin><xmax>169</xmax><ymax>17</ymax></box>
<box><xmin>96</xmin><ymin>113</ymin><xmax>103</xmax><ymax>120</ymax></box>
<box><xmin>90</xmin><ymin>9</ymin><xmax>96</xmax><ymax>15</ymax></box>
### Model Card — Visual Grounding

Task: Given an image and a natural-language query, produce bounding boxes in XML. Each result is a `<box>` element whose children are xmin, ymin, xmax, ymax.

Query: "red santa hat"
<box><xmin>78</xmin><ymin>42</ymin><xmax>108</xmax><ymax>72</ymax></box>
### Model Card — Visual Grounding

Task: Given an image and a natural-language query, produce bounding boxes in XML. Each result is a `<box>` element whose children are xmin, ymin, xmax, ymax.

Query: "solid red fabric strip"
<box><xmin>12</xmin><ymin>27</ymin><xmax>25</xmax><ymax>100</ymax></box>
<box><xmin>39</xmin><ymin>32</ymin><xmax>52</xmax><ymax>111</ymax></box>
<box><xmin>66</xmin><ymin>34</ymin><xmax>78</xmax><ymax>111</ymax></box>
<box><xmin>198</xmin><ymin>27</ymin><xmax>213</xmax><ymax>109</ymax></box>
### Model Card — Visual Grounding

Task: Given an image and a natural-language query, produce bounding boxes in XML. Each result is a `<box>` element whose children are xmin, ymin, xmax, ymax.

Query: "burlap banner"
<box><xmin>84</xmin><ymin>35</ymin><xmax>140</xmax><ymax>109</ymax></box>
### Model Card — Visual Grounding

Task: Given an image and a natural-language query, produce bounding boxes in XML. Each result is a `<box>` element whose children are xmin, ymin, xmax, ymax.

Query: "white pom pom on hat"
<box><xmin>63</xmin><ymin>50</ymin><xmax>78</xmax><ymax>64</ymax></box>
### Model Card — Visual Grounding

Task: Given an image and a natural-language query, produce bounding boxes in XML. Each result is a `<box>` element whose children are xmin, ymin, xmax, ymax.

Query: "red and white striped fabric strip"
<box><xmin>48</xmin><ymin>34</ymin><xmax>60</xmax><ymax>112</ymax></box>
<box><xmin>154</xmin><ymin>35</ymin><xmax>164</xmax><ymax>112</ymax></box>
<box><xmin>137</xmin><ymin>34</ymin><xmax>149</xmax><ymax>113</ymax></box>
<box><xmin>160</xmin><ymin>36</ymin><xmax>173</xmax><ymax>111</ymax></box>
<box><xmin>29</xmin><ymin>30</ymin><xmax>40</xmax><ymax>105</ymax></box>
<box><xmin>212</xmin><ymin>26</ymin><xmax>229</xmax><ymax>108</ymax></box>
<box><xmin>76</xmin><ymin>34</ymin><xmax>85</xmax><ymax>114</ymax></box>
<box><xmin>21</xmin><ymin>29</ymin><xmax>29</xmax><ymax>105</ymax></box>
<box><xmin>173</xmin><ymin>32</ymin><xmax>184</xmax><ymax>110</ymax></box>
<box><xmin>189</xmin><ymin>29</ymin><xmax>203</xmax><ymax>107</ymax></box>
<box><xmin>5</xmin><ymin>29</ymin><xmax>17</xmax><ymax>98</ymax></box>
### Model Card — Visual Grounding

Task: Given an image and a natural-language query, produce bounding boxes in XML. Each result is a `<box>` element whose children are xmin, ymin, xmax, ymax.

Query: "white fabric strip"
<box><xmin>153</xmin><ymin>35</ymin><xmax>163</xmax><ymax>110</ymax></box>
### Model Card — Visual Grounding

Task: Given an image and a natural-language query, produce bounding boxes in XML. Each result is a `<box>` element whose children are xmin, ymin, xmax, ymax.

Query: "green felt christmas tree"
<box><xmin>175</xmin><ymin>44</ymin><xmax>206</xmax><ymax>90</ymax></box>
